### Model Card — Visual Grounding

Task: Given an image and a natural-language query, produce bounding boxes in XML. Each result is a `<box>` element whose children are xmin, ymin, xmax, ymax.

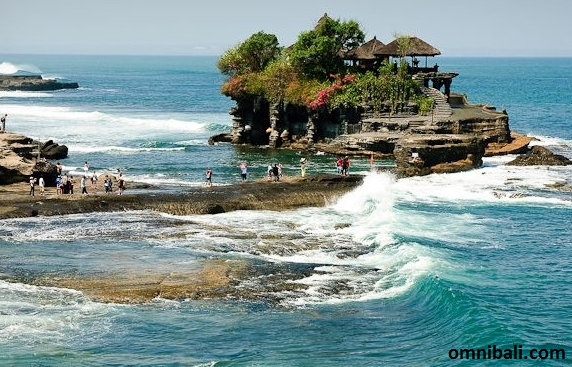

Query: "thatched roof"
<box><xmin>344</xmin><ymin>36</ymin><xmax>386</xmax><ymax>60</ymax></box>
<box><xmin>374</xmin><ymin>36</ymin><xmax>441</xmax><ymax>57</ymax></box>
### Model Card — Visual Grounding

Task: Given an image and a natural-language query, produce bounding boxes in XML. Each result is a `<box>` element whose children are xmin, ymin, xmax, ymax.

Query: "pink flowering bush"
<box><xmin>308</xmin><ymin>73</ymin><xmax>355</xmax><ymax>110</ymax></box>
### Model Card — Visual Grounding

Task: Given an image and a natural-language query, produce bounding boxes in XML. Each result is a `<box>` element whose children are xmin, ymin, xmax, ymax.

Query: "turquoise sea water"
<box><xmin>0</xmin><ymin>55</ymin><xmax>571</xmax><ymax>366</ymax></box>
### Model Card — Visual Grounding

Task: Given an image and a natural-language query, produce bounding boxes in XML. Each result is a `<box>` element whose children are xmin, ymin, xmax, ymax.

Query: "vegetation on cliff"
<box><xmin>217</xmin><ymin>16</ymin><xmax>433</xmax><ymax>116</ymax></box>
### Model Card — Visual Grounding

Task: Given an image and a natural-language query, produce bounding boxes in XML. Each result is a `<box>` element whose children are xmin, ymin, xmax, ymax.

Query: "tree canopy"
<box><xmin>217</xmin><ymin>31</ymin><xmax>281</xmax><ymax>76</ymax></box>
<box><xmin>288</xmin><ymin>17</ymin><xmax>364</xmax><ymax>80</ymax></box>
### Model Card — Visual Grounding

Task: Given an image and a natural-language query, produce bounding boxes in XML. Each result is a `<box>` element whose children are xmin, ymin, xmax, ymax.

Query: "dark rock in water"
<box><xmin>208</xmin><ymin>133</ymin><xmax>232</xmax><ymax>145</ymax></box>
<box><xmin>507</xmin><ymin>146</ymin><xmax>572</xmax><ymax>166</ymax></box>
<box><xmin>0</xmin><ymin>75</ymin><xmax>78</xmax><ymax>91</ymax></box>
<box><xmin>41</xmin><ymin>140</ymin><xmax>68</xmax><ymax>159</ymax></box>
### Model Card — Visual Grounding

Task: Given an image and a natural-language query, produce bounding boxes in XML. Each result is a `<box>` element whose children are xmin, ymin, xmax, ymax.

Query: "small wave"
<box><xmin>0</xmin><ymin>91</ymin><xmax>53</xmax><ymax>98</ymax></box>
<box><xmin>68</xmin><ymin>145</ymin><xmax>186</xmax><ymax>154</ymax></box>
<box><xmin>0</xmin><ymin>61</ymin><xmax>42</xmax><ymax>75</ymax></box>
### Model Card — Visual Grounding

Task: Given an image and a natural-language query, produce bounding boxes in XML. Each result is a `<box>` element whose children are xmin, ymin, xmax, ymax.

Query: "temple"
<box><xmin>215</xmin><ymin>14</ymin><xmax>517</xmax><ymax>177</ymax></box>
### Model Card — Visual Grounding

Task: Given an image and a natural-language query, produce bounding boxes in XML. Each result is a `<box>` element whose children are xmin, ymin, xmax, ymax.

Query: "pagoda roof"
<box><xmin>344</xmin><ymin>36</ymin><xmax>386</xmax><ymax>60</ymax></box>
<box><xmin>375</xmin><ymin>36</ymin><xmax>441</xmax><ymax>57</ymax></box>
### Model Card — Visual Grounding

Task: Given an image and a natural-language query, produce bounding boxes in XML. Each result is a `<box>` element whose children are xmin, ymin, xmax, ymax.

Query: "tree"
<box><xmin>289</xmin><ymin>17</ymin><xmax>364</xmax><ymax>80</ymax></box>
<box><xmin>218</xmin><ymin>31</ymin><xmax>281</xmax><ymax>76</ymax></box>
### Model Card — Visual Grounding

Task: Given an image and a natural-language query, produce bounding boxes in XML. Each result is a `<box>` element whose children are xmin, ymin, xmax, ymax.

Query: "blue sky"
<box><xmin>3</xmin><ymin>0</ymin><xmax>571</xmax><ymax>56</ymax></box>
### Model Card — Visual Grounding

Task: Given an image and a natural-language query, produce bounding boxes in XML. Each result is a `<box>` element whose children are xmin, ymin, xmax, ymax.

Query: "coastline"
<box><xmin>0</xmin><ymin>174</ymin><xmax>364</xmax><ymax>220</ymax></box>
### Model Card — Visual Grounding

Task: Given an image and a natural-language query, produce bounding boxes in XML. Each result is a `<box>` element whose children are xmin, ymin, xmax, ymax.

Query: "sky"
<box><xmin>2</xmin><ymin>0</ymin><xmax>572</xmax><ymax>57</ymax></box>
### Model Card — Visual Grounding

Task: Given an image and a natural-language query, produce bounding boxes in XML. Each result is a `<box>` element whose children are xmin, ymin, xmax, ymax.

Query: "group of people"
<box><xmin>267</xmin><ymin>163</ymin><xmax>283</xmax><ymax>182</ymax></box>
<box><xmin>29</xmin><ymin>161</ymin><xmax>126</xmax><ymax>196</ymax></box>
<box><xmin>336</xmin><ymin>156</ymin><xmax>351</xmax><ymax>176</ymax></box>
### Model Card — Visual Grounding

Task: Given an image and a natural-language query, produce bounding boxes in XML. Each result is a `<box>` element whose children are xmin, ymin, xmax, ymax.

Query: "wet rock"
<box><xmin>507</xmin><ymin>146</ymin><xmax>572</xmax><ymax>166</ymax></box>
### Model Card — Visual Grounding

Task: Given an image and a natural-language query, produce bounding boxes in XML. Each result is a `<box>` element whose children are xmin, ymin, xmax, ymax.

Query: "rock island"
<box><xmin>212</xmin><ymin>14</ymin><xmax>537</xmax><ymax>177</ymax></box>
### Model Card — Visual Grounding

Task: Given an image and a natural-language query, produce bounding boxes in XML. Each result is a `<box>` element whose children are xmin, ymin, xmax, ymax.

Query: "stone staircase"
<box><xmin>422</xmin><ymin>87</ymin><xmax>452</xmax><ymax>119</ymax></box>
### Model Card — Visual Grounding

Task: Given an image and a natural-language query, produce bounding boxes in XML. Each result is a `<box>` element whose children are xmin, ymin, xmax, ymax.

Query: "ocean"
<box><xmin>0</xmin><ymin>55</ymin><xmax>571</xmax><ymax>366</ymax></box>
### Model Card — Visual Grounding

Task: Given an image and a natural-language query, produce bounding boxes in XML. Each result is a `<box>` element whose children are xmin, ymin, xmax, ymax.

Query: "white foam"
<box><xmin>0</xmin><ymin>91</ymin><xmax>53</xmax><ymax>98</ymax></box>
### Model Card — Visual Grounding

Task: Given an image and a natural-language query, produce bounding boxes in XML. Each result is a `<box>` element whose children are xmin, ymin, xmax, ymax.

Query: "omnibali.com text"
<box><xmin>448</xmin><ymin>345</ymin><xmax>565</xmax><ymax>360</ymax></box>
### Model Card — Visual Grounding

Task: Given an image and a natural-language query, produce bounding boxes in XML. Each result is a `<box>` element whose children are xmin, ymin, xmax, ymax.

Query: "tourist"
<box><xmin>206</xmin><ymin>167</ymin><xmax>212</xmax><ymax>187</ymax></box>
<box><xmin>267</xmin><ymin>164</ymin><xmax>273</xmax><ymax>181</ymax></box>
<box><xmin>91</xmin><ymin>170</ymin><xmax>98</xmax><ymax>189</ymax></box>
<box><xmin>56</xmin><ymin>162</ymin><xmax>62</xmax><ymax>175</ymax></box>
<box><xmin>278</xmin><ymin>163</ymin><xmax>283</xmax><ymax>178</ymax></box>
<box><xmin>62</xmin><ymin>174</ymin><xmax>69</xmax><ymax>194</ymax></box>
<box><xmin>38</xmin><ymin>175</ymin><xmax>45</xmax><ymax>195</ymax></box>
<box><xmin>342</xmin><ymin>156</ymin><xmax>351</xmax><ymax>176</ymax></box>
<box><xmin>104</xmin><ymin>176</ymin><xmax>112</xmax><ymax>193</ymax></box>
<box><xmin>117</xmin><ymin>174</ymin><xmax>125</xmax><ymax>195</ymax></box>
<box><xmin>81</xmin><ymin>176</ymin><xmax>88</xmax><ymax>195</ymax></box>
<box><xmin>239</xmin><ymin>163</ymin><xmax>248</xmax><ymax>181</ymax></box>
<box><xmin>0</xmin><ymin>114</ymin><xmax>6</xmax><ymax>133</ymax></box>
<box><xmin>68</xmin><ymin>176</ymin><xmax>74</xmax><ymax>195</ymax></box>
<box><xmin>300</xmin><ymin>157</ymin><xmax>307</xmax><ymax>177</ymax></box>
<box><xmin>272</xmin><ymin>163</ymin><xmax>279</xmax><ymax>182</ymax></box>
<box><xmin>336</xmin><ymin>157</ymin><xmax>343</xmax><ymax>175</ymax></box>
<box><xmin>29</xmin><ymin>176</ymin><xmax>36</xmax><ymax>196</ymax></box>
<box><xmin>83</xmin><ymin>162</ymin><xmax>89</xmax><ymax>175</ymax></box>
<box><xmin>55</xmin><ymin>176</ymin><xmax>62</xmax><ymax>195</ymax></box>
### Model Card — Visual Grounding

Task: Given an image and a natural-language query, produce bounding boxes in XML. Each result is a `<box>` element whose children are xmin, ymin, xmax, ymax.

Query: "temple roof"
<box><xmin>344</xmin><ymin>36</ymin><xmax>386</xmax><ymax>60</ymax></box>
<box><xmin>375</xmin><ymin>36</ymin><xmax>441</xmax><ymax>57</ymax></box>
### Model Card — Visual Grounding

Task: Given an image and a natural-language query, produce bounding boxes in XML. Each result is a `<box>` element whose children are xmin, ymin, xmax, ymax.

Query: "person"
<box><xmin>83</xmin><ymin>162</ymin><xmax>89</xmax><ymax>175</ymax></box>
<box><xmin>117</xmin><ymin>174</ymin><xmax>125</xmax><ymax>195</ymax></box>
<box><xmin>272</xmin><ymin>163</ymin><xmax>279</xmax><ymax>182</ymax></box>
<box><xmin>104</xmin><ymin>176</ymin><xmax>112</xmax><ymax>194</ymax></box>
<box><xmin>55</xmin><ymin>175</ymin><xmax>62</xmax><ymax>195</ymax></box>
<box><xmin>205</xmin><ymin>167</ymin><xmax>212</xmax><ymax>187</ymax></box>
<box><xmin>239</xmin><ymin>163</ymin><xmax>248</xmax><ymax>181</ymax></box>
<box><xmin>267</xmin><ymin>164</ymin><xmax>273</xmax><ymax>181</ymax></box>
<box><xmin>1</xmin><ymin>114</ymin><xmax>6</xmax><ymax>133</ymax></box>
<box><xmin>81</xmin><ymin>176</ymin><xmax>88</xmax><ymax>195</ymax></box>
<box><xmin>336</xmin><ymin>157</ymin><xmax>343</xmax><ymax>175</ymax></box>
<box><xmin>91</xmin><ymin>170</ymin><xmax>98</xmax><ymax>189</ymax></box>
<box><xmin>278</xmin><ymin>163</ymin><xmax>283</xmax><ymax>178</ymax></box>
<box><xmin>56</xmin><ymin>162</ymin><xmax>63</xmax><ymax>175</ymax></box>
<box><xmin>29</xmin><ymin>176</ymin><xmax>36</xmax><ymax>196</ymax></box>
<box><xmin>342</xmin><ymin>156</ymin><xmax>351</xmax><ymax>176</ymax></box>
<box><xmin>68</xmin><ymin>176</ymin><xmax>74</xmax><ymax>195</ymax></box>
<box><xmin>38</xmin><ymin>175</ymin><xmax>45</xmax><ymax>195</ymax></box>
<box><xmin>300</xmin><ymin>157</ymin><xmax>307</xmax><ymax>177</ymax></box>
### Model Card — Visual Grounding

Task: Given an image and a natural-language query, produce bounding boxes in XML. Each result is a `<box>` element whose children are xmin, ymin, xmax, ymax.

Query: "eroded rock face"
<box><xmin>507</xmin><ymin>146</ymin><xmax>572</xmax><ymax>166</ymax></box>
<box><xmin>0</xmin><ymin>133</ymin><xmax>67</xmax><ymax>185</ymax></box>
<box><xmin>394</xmin><ymin>134</ymin><xmax>485</xmax><ymax>177</ymax></box>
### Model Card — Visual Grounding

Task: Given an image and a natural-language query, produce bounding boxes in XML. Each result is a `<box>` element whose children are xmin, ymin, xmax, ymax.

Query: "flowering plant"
<box><xmin>308</xmin><ymin>73</ymin><xmax>355</xmax><ymax>110</ymax></box>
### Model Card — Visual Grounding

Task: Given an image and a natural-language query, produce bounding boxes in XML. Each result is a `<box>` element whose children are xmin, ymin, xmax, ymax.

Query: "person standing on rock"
<box><xmin>29</xmin><ymin>176</ymin><xmax>36</xmax><ymax>196</ymax></box>
<box><xmin>38</xmin><ymin>175</ymin><xmax>45</xmax><ymax>195</ymax></box>
<box><xmin>91</xmin><ymin>170</ymin><xmax>98</xmax><ymax>190</ymax></box>
<box><xmin>81</xmin><ymin>176</ymin><xmax>88</xmax><ymax>195</ymax></box>
<box><xmin>239</xmin><ymin>163</ymin><xmax>248</xmax><ymax>181</ymax></box>
<box><xmin>1</xmin><ymin>114</ymin><xmax>7</xmax><ymax>133</ymax></box>
<box><xmin>206</xmin><ymin>167</ymin><xmax>212</xmax><ymax>187</ymax></box>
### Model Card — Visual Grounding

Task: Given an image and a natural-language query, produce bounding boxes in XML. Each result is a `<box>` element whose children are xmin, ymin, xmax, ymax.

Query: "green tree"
<box><xmin>218</xmin><ymin>31</ymin><xmax>281</xmax><ymax>76</ymax></box>
<box><xmin>289</xmin><ymin>17</ymin><xmax>364</xmax><ymax>80</ymax></box>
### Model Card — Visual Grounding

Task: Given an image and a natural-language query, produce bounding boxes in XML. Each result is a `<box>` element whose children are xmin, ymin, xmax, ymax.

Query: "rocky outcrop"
<box><xmin>41</xmin><ymin>139</ymin><xmax>69</xmax><ymax>159</ymax></box>
<box><xmin>0</xmin><ymin>75</ymin><xmax>78</xmax><ymax>91</ymax></box>
<box><xmin>507</xmin><ymin>146</ymin><xmax>572</xmax><ymax>166</ymax></box>
<box><xmin>0</xmin><ymin>133</ymin><xmax>68</xmax><ymax>185</ymax></box>
<box><xmin>394</xmin><ymin>134</ymin><xmax>485</xmax><ymax>177</ymax></box>
<box><xmin>0</xmin><ymin>174</ymin><xmax>364</xmax><ymax>219</ymax></box>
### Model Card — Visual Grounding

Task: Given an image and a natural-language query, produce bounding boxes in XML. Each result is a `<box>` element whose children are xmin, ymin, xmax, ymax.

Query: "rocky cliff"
<box><xmin>0</xmin><ymin>133</ymin><xmax>68</xmax><ymax>185</ymax></box>
<box><xmin>220</xmin><ymin>90</ymin><xmax>515</xmax><ymax>177</ymax></box>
